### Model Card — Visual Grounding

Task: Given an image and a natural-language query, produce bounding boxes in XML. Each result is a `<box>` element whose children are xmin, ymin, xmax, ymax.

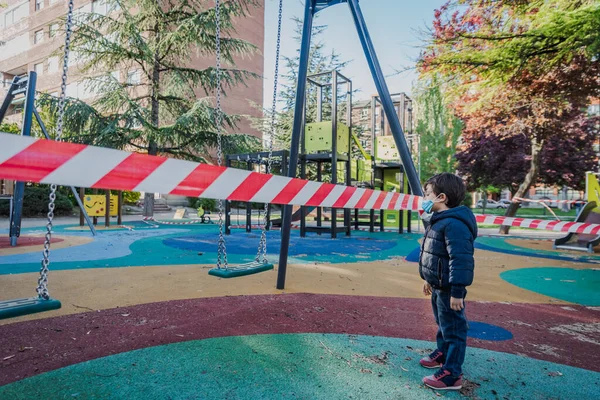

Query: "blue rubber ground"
<box><xmin>467</xmin><ymin>321</ymin><xmax>514</xmax><ymax>341</ymax></box>
<box><xmin>0</xmin><ymin>225</ymin><xmax>419</xmax><ymax>274</ymax></box>
<box><xmin>405</xmin><ymin>246</ymin><xmax>421</xmax><ymax>262</ymax></box>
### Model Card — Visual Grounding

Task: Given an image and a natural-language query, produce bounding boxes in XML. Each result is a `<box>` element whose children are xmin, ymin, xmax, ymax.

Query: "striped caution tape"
<box><xmin>0</xmin><ymin>133</ymin><xmax>422</xmax><ymax>212</ymax></box>
<box><xmin>142</xmin><ymin>217</ymin><xmax>207</xmax><ymax>225</ymax></box>
<box><xmin>475</xmin><ymin>214</ymin><xmax>600</xmax><ymax>235</ymax></box>
<box><xmin>1</xmin><ymin>132</ymin><xmax>599</xmax><ymax>235</ymax></box>
<box><xmin>512</xmin><ymin>197</ymin><xmax>586</xmax><ymax>205</ymax></box>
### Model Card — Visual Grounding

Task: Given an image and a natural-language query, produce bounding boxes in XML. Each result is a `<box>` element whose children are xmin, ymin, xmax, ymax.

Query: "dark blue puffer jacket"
<box><xmin>419</xmin><ymin>206</ymin><xmax>478</xmax><ymax>298</ymax></box>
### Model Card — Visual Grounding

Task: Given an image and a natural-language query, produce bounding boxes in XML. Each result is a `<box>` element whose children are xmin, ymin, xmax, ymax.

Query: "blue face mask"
<box><xmin>421</xmin><ymin>195</ymin><xmax>442</xmax><ymax>214</ymax></box>
<box><xmin>422</xmin><ymin>199</ymin><xmax>435</xmax><ymax>214</ymax></box>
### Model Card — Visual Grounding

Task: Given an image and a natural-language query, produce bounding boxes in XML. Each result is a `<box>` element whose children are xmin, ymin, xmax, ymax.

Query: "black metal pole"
<box><xmin>345</xmin><ymin>78</ymin><xmax>352</xmax><ymax>236</ymax></box>
<box><xmin>277</xmin><ymin>0</ymin><xmax>315</xmax><ymax>290</ymax></box>
<box><xmin>9</xmin><ymin>73</ymin><xmax>36</xmax><ymax>247</ymax></box>
<box><xmin>32</xmin><ymin>107</ymin><xmax>97</xmax><ymax>236</ymax></box>
<box><xmin>347</xmin><ymin>0</ymin><xmax>423</xmax><ymax>198</ymax></box>
<box><xmin>246</xmin><ymin>160</ymin><xmax>252</xmax><ymax>233</ymax></box>
<box><xmin>225</xmin><ymin>158</ymin><xmax>232</xmax><ymax>234</ymax></box>
<box><xmin>331</xmin><ymin>70</ymin><xmax>338</xmax><ymax>239</ymax></box>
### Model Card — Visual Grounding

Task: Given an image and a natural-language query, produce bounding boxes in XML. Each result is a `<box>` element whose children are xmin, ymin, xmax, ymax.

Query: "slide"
<box><xmin>554</xmin><ymin>201</ymin><xmax>600</xmax><ymax>253</ymax></box>
<box><xmin>270</xmin><ymin>206</ymin><xmax>317</xmax><ymax>227</ymax></box>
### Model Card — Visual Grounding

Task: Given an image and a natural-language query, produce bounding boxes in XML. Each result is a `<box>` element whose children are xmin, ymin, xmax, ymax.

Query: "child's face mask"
<box><xmin>421</xmin><ymin>194</ymin><xmax>443</xmax><ymax>214</ymax></box>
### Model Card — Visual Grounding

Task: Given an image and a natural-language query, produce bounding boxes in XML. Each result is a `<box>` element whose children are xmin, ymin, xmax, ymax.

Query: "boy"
<box><xmin>418</xmin><ymin>173</ymin><xmax>477</xmax><ymax>390</ymax></box>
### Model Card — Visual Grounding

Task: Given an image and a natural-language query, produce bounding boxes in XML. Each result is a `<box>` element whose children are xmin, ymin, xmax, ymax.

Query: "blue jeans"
<box><xmin>431</xmin><ymin>289</ymin><xmax>468</xmax><ymax>377</ymax></box>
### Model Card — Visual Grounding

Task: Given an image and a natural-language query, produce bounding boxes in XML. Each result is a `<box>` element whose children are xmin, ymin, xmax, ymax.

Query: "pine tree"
<box><xmin>38</xmin><ymin>0</ymin><xmax>262</xmax><ymax>216</ymax></box>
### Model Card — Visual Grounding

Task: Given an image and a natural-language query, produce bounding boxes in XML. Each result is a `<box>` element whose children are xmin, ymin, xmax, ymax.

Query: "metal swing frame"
<box><xmin>276</xmin><ymin>0</ymin><xmax>424</xmax><ymax>289</ymax></box>
<box><xmin>0</xmin><ymin>0</ymin><xmax>76</xmax><ymax>319</ymax></box>
<box><xmin>208</xmin><ymin>0</ymin><xmax>284</xmax><ymax>278</ymax></box>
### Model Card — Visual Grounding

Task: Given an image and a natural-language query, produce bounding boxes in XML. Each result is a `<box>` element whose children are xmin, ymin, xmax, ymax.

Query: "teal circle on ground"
<box><xmin>500</xmin><ymin>267</ymin><xmax>600</xmax><ymax>306</ymax></box>
<box><xmin>1</xmin><ymin>334</ymin><xmax>597</xmax><ymax>399</ymax></box>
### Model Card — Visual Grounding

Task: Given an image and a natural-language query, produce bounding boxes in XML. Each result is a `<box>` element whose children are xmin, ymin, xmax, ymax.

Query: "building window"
<box><xmin>34</xmin><ymin>62</ymin><xmax>44</xmax><ymax>75</ymax></box>
<box><xmin>35</xmin><ymin>0</ymin><xmax>44</xmax><ymax>11</ymax></box>
<box><xmin>34</xmin><ymin>29</ymin><xmax>44</xmax><ymax>44</ymax></box>
<box><xmin>3</xmin><ymin>9</ymin><xmax>17</xmax><ymax>27</ymax></box>
<box><xmin>2</xmin><ymin>3</ymin><xmax>28</xmax><ymax>28</ymax></box>
<box><xmin>127</xmin><ymin>70</ymin><xmax>141</xmax><ymax>85</ymax></box>
<box><xmin>47</xmin><ymin>56</ymin><xmax>58</xmax><ymax>73</ymax></box>
<box><xmin>66</xmin><ymin>81</ymin><xmax>80</xmax><ymax>98</ymax></box>
<box><xmin>49</xmin><ymin>23</ymin><xmax>59</xmax><ymax>38</ymax></box>
<box><xmin>361</xmin><ymin>109</ymin><xmax>369</xmax><ymax>118</ymax></box>
<box><xmin>91</xmin><ymin>0</ymin><xmax>109</xmax><ymax>16</ymax></box>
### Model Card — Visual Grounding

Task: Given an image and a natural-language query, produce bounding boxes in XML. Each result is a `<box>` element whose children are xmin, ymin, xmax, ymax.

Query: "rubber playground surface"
<box><xmin>0</xmin><ymin>221</ymin><xmax>599</xmax><ymax>399</ymax></box>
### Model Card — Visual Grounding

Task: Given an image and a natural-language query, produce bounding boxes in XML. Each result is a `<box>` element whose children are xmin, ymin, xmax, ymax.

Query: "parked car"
<box><xmin>475</xmin><ymin>199</ymin><xmax>508</xmax><ymax>209</ymax></box>
<box><xmin>499</xmin><ymin>199</ymin><xmax>521</xmax><ymax>208</ymax></box>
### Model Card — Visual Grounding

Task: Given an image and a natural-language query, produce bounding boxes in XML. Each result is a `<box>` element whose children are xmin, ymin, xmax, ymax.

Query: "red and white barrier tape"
<box><xmin>0</xmin><ymin>133</ymin><xmax>421</xmax><ymax>212</ymax></box>
<box><xmin>142</xmin><ymin>217</ymin><xmax>206</xmax><ymax>225</ymax></box>
<box><xmin>1</xmin><ymin>133</ymin><xmax>598</xmax><ymax>235</ymax></box>
<box><xmin>475</xmin><ymin>214</ymin><xmax>600</xmax><ymax>235</ymax></box>
<box><xmin>228</xmin><ymin>224</ymin><xmax>300</xmax><ymax>230</ymax></box>
<box><xmin>513</xmin><ymin>197</ymin><xmax>586</xmax><ymax>205</ymax></box>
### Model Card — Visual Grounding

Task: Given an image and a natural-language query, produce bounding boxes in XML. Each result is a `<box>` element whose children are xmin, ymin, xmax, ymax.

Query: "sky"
<box><xmin>262</xmin><ymin>0</ymin><xmax>446</xmax><ymax>109</ymax></box>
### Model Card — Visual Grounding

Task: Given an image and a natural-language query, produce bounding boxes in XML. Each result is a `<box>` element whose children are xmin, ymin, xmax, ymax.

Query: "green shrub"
<box><xmin>187</xmin><ymin>197</ymin><xmax>199</xmax><ymax>208</ymax></box>
<box><xmin>197</xmin><ymin>198</ymin><xmax>216</xmax><ymax>211</ymax></box>
<box><xmin>122</xmin><ymin>191</ymin><xmax>141</xmax><ymax>204</ymax></box>
<box><xmin>187</xmin><ymin>197</ymin><xmax>216</xmax><ymax>211</ymax></box>
<box><xmin>462</xmin><ymin>194</ymin><xmax>473</xmax><ymax>208</ymax></box>
<box><xmin>0</xmin><ymin>185</ymin><xmax>73</xmax><ymax>217</ymax></box>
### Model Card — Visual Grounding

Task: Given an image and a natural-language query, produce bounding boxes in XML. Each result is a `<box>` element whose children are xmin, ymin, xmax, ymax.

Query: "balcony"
<box><xmin>0</xmin><ymin>1</ymin><xmax>30</xmax><ymax>42</ymax></box>
<box><xmin>0</xmin><ymin>33</ymin><xmax>30</xmax><ymax>64</ymax></box>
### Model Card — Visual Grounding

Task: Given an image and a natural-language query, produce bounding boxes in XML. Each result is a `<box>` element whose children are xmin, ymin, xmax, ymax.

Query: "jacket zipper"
<box><xmin>419</xmin><ymin>225</ymin><xmax>431</xmax><ymax>267</ymax></box>
<box><xmin>437</xmin><ymin>259</ymin><xmax>443</xmax><ymax>287</ymax></box>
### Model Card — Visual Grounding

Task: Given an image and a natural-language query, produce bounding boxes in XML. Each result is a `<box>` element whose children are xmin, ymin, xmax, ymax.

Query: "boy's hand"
<box><xmin>423</xmin><ymin>282</ymin><xmax>432</xmax><ymax>296</ymax></box>
<box><xmin>450</xmin><ymin>297</ymin><xmax>464</xmax><ymax>311</ymax></box>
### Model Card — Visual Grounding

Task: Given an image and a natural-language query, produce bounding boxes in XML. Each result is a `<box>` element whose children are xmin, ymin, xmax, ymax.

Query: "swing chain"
<box><xmin>257</xmin><ymin>0</ymin><xmax>283</xmax><ymax>263</ymax></box>
<box><xmin>214</xmin><ymin>0</ymin><xmax>228</xmax><ymax>269</ymax></box>
<box><xmin>38</xmin><ymin>0</ymin><xmax>75</xmax><ymax>300</ymax></box>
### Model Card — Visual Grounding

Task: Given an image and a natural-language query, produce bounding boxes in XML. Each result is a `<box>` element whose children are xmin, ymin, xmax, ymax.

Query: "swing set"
<box><xmin>0</xmin><ymin>0</ymin><xmax>422</xmax><ymax>318</ymax></box>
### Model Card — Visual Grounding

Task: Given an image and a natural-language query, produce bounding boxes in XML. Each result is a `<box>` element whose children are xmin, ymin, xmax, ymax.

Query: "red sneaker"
<box><xmin>423</xmin><ymin>368</ymin><xmax>463</xmax><ymax>390</ymax></box>
<box><xmin>419</xmin><ymin>349</ymin><xmax>444</xmax><ymax>369</ymax></box>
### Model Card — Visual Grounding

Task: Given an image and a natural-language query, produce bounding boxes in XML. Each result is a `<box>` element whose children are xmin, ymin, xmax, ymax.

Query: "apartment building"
<box><xmin>0</xmin><ymin>0</ymin><xmax>265</xmax><ymax>137</ymax></box>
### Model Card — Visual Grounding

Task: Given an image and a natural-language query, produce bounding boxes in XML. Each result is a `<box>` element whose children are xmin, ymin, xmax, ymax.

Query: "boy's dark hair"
<box><xmin>425</xmin><ymin>173</ymin><xmax>466</xmax><ymax>208</ymax></box>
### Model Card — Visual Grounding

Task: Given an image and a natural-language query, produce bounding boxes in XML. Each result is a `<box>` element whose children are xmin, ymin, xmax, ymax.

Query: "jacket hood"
<box><xmin>430</xmin><ymin>205</ymin><xmax>478</xmax><ymax>238</ymax></box>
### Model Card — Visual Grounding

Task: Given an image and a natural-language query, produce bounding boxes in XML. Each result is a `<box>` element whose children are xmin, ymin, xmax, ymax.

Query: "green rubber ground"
<box><xmin>1</xmin><ymin>334</ymin><xmax>597</xmax><ymax>399</ymax></box>
<box><xmin>501</xmin><ymin>267</ymin><xmax>600</xmax><ymax>306</ymax></box>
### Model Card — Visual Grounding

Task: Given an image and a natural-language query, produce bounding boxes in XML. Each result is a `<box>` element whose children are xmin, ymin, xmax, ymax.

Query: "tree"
<box><xmin>422</xmin><ymin>0</ymin><xmax>600</xmax><ymax>90</ymax></box>
<box><xmin>420</xmin><ymin>0</ymin><xmax>600</xmax><ymax>233</ymax></box>
<box><xmin>456</xmin><ymin>115</ymin><xmax>599</xmax><ymax>193</ymax></box>
<box><xmin>0</xmin><ymin>123</ymin><xmax>20</xmax><ymax>134</ymax></box>
<box><xmin>41</xmin><ymin>0</ymin><xmax>262</xmax><ymax>216</ymax></box>
<box><xmin>413</xmin><ymin>75</ymin><xmax>462</xmax><ymax>181</ymax></box>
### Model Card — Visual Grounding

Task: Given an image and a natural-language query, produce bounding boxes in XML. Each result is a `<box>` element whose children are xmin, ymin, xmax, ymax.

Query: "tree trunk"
<box><xmin>143</xmin><ymin>35</ymin><xmax>162</xmax><ymax>218</ymax></box>
<box><xmin>499</xmin><ymin>135</ymin><xmax>544</xmax><ymax>234</ymax></box>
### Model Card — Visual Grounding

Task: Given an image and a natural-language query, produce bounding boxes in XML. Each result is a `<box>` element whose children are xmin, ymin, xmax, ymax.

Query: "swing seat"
<box><xmin>208</xmin><ymin>261</ymin><xmax>274</xmax><ymax>278</ymax></box>
<box><xmin>0</xmin><ymin>297</ymin><xmax>61</xmax><ymax>320</ymax></box>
